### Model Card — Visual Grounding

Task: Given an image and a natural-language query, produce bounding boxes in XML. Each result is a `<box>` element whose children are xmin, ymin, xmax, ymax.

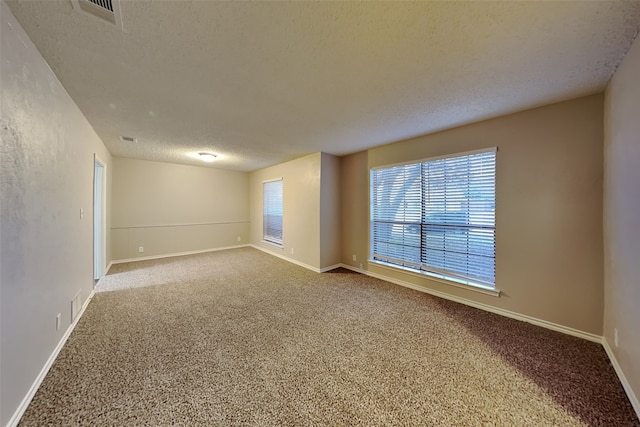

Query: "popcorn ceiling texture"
<box><xmin>5</xmin><ymin>1</ymin><xmax>640</xmax><ymax>171</ymax></box>
<box><xmin>18</xmin><ymin>248</ymin><xmax>639</xmax><ymax>426</ymax></box>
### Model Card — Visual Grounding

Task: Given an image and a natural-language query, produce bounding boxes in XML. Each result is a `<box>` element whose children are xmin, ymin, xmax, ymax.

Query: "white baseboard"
<box><xmin>245</xmin><ymin>251</ymin><xmax>600</xmax><ymax>344</ymax></box>
<box><xmin>7</xmin><ymin>289</ymin><xmax>96</xmax><ymax>427</ymax></box>
<box><xmin>231</xmin><ymin>252</ymin><xmax>638</xmax><ymax>413</ymax></box>
<box><xmin>338</xmin><ymin>263</ymin><xmax>602</xmax><ymax>343</ymax></box>
<box><xmin>250</xmin><ymin>244</ymin><xmax>322</xmax><ymax>273</ymax></box>
<box><xmin>105</xmin><ymin>261</ymin><xmax>113</xmax><ymax>275</ymax></box>
<box><xmin>111</xmin><ymin>244</ymin><xmax>250</xmax><ymax>265</ymax></box>
<box><xmin>602</xmin><ymin>338</ymin><xmax>640</xmax><ymax>419</ymax></box>
<box><xmin>8</xmin><ymin>252</ymin><xmax>638</xmax><ymax>424</ymax></box>
<box><xmin>361</xmin><ymin>254</ymin><xmax>637</xmax><ymax>415</ymax></box>
<box><xmin>319</xmin><ymin>263</ymin><xmax>342</xmax><ymax>273</ymax></box>
<box><xmin>249</xmin><ymin>248</ymin><xmax>339</xmax><ymax>274</ymax></box>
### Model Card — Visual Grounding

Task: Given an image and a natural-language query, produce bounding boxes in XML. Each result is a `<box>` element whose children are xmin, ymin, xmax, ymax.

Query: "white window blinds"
<box><xmin>263</xmin><ymin>179</ymin><xmax>283</xmax><ymax>246</ymax></box>
<box><xmin>371</xmin><ymin>149</ymin><xmax>496</xmax><ymax>287</ymax></box>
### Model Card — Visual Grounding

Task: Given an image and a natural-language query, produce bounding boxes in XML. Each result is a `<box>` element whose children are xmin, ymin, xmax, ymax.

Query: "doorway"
<box><xmin>94</xmin><ymin>155</ymin><xmax>106</xmax><ymax>282</ymax></box>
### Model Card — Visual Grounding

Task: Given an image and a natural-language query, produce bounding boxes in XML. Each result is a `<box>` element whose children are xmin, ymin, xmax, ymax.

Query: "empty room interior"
<box><xmin>1</xmin><ymin>1</ymin><xmax>640</xmax><ymax>425</ymax></box>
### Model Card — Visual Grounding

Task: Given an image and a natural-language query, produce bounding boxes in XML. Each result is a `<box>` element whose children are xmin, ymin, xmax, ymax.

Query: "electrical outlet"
<box><xmin>359</xmin><ymin>263</ymin><xmax>363</xmax><ymax>270</ymax></box>
<box><xmin>138</xmin><ymin>246</ymin><xmax>144</xmax><ymax>253</ymax></box>
<box><xmin>56</xmin><ymin>313</ymin><xmax>61</xmax><ymax>331</ymax></box>
<box><xmin>291</xmin><ymin>248</ymin><xmax>294</xmax><ymax>255</ymax></box>
<box><xmin>614</xmin><ymin>328</ymin><xmax>619</xmax><ymax>347</ymax></box>
<box><xmin>237</xmin><ymin>236</ymin><xmax>241</xmax><ymax>242</ymax></box>
<box><xmin>352</xmin><ymin>254</ymin><xmax>357</xmax><ymax>261</ymax></box>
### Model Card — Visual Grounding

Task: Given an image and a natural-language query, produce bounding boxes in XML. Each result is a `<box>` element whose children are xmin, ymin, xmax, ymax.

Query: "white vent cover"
<box><xmin>87</xmin><ymin>0</ymin><xmax>114</xmax><ymax>13</ymax></box>
<box><xmin>71</xmin><ymin>0</ymin><xmax>122</xmax><ymax>29</ymax></box>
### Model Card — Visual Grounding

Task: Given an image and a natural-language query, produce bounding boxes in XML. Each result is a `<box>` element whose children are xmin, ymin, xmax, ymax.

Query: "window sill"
<box><xmin>369</xmin><ymin>260</ymin><xmax>500</xmax><ymax>297</ymax></box>
<box><xmin>262</xmin><ymin>240</ymin><xmax>283</xmax><ymax>249</ymax></box>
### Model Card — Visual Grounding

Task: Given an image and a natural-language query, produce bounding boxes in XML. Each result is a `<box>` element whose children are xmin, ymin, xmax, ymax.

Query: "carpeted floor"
<box><xmin>19</xmin><ymin>247</ymin><xmax>639</xmax><ymax>426</ymax></box>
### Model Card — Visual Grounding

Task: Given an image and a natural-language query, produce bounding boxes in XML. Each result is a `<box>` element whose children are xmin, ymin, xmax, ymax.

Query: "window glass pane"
<box><xmin>371</xmin><ymin>150</ymin><xmax>496</xmax><ymax>288</ymax></box>
<box><xmin>263</xmin><ymin>179</ymin><xmax>283</xmax><ymax>245</ymax></box>
<box><xmin>371</xmin><ymin>163</ymin><xmax>422</xmax><ymax>268</ymax></box>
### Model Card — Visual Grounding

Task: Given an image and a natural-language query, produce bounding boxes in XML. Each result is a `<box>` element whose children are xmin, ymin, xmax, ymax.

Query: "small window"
<box><xmin>371</xmin><ymin>148</ymin><xmax>496</xmax><ymax>288</ymax></box>
<box><xmin>263</xmin><ymin>179</ymin><xmax>283</xmax><ymax>246</ymax></box>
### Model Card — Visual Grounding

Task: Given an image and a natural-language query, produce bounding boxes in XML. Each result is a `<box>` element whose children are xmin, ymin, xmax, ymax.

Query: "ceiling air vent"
<box><xmin>71</xmin><ymin>0</ymin><xmax>122</xmax><ymax>29</ymax></box>
<box><xmin>120</xmin><ymin>136</ymin><xmax>136</xmax><ymax>143</ymax></box>
<box><xmin>86</xmin><ymin>0</ymin><xmax>114</xmax><ymax>12</ymax></box>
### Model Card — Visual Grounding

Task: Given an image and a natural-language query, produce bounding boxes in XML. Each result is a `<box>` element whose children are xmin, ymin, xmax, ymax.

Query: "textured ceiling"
<box><xmin>5</xmin><ymin>1</ymin><xmax>640</xmax><ymax>171</ymax></box>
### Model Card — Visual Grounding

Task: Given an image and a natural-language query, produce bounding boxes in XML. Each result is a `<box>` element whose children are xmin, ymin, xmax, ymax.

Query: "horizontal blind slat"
<box><xmin>263</xmin><ymin>179</ymin><xmax>283</xmax><ymax>244</ymax></box>
<box><xmin>372</xmin><ymin>150</ymin><xmax>496</xmax><ymax>287</ymax></box>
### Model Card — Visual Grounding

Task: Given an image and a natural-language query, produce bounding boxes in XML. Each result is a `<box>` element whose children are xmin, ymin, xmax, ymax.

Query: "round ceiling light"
<box><xmin>198</xmin><ymin>153</ymin><xmax>217</xmax><ymax>162</ymax></box>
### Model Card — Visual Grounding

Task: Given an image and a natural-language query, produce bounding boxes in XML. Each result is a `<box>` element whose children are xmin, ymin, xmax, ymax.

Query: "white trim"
<box><xmin>245</xmin><ymin>248</ymin><xmax>600</xmax><ymax>343</ymax></box>
<box><xmin>338</xmin><ymin>264</ymin><xmax>365</xmax><ymax>274</ymax></box>
<box><xmin>94</xmin><ymin>261</ymin><xmax>114</xmax><ymax>288</ymax></box>
<box><xmin>371</xmin><ymin>146</ymin><xmax>498</xmax><ymax>170</ymax></box>
<box><xmin>7</xmin><ymin>289</ymin><xmax>96</xmax><ymax>427</ymax></box>
<box><xmin>338</xmin><ymin>263</ymin><xmax>601</xmax><ymax>343</ymax></box>
<box><xmin>111</xmin><ymin>220</ymin><xmax>249</xmax><ymax>230</ymax></box>
<box><xmin>111</xmin><ymin>244</ymin><xmax>249</xmax><ymax>264</ymax></box>
<box><xmin>370</xmin><ymin>260</ymin><xmax>500</xmax><ymax>297</ymax></box>
<box><xmin>9</xmin><ymin>250</ymin><xmax>633</xmax><ymax>427</ymax></box>
<box><xmin>602</xmin><ymin>338</ymin><xmax>640</xmax><ymax>419</ymax></box>
<box><xmin>250</xmin><ymin>244</ymin><xmax>322</xmax><ymax>273</ymax></box>
<box><xmin>93</xmin><ymin>154</ymin><xmax>107</xmax><ymax>280</ymax></box>
<box><xmin>320</xmin><ymin>263</ymin><xmax>342</xmax><ymax>273</ymax></box>
<box><xmin>262</xmin><ymin>239</ymin><xmax>283</xmax><ymax>249</ymax></box>
<box><xmin>262</xmin><ymin>177</ymin><xmax>283</xmax><ymax>184</ymax></box>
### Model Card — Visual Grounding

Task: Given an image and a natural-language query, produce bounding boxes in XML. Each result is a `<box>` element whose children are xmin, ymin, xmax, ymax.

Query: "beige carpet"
<box><xmin>19</xmin><ymin>247</ymin><xmax>639</xmax><ymax>426</ymax></box>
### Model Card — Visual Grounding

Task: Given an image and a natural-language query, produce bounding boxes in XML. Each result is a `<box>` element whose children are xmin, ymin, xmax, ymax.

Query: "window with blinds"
<box><xmin>263</xmin><ymin>179</ymin><xmax>283</xmax><ymax>246</ymax></box>
<box><xmin>371</xmin><ymin>149</ymin><xmax>496</xmax><ymax>288</ymax></box>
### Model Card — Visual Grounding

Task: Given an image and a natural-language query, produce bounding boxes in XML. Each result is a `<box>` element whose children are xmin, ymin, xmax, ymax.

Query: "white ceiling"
<box><xmin>5</xmin><ymin>1</ymin><xmax>640</xmax><ymax>171</ymax></box>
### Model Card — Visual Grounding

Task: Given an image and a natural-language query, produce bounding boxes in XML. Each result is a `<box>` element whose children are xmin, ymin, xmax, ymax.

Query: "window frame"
<box><xmin>263</xmin><ymin>178</ymin><xmax>283</xmax><ymax>247</ymax></box>
<box><xmin>369</xmin><ymin>148</ymin><xmax>497</xmax><ymax>294</ymax></box>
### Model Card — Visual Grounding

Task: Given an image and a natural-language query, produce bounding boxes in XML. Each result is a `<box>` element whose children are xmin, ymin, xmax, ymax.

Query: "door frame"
<box><xmin>93</xmin><ymin>154</ymin><xmax>107</xmax><ymax>281</ymax></box>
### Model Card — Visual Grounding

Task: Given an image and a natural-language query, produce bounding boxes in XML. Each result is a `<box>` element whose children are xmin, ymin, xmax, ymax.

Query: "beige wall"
<box><xmin>0</xmin><ymin>4</ymin><xmax>113</xmax><ymax>425</ymax></box>
<box><xmin>340</xmin><ymin>151</ymin><xmax>369</xmax><ymax>269</ymax></box>
<box><xmin>250</xmin><ymin>152</ymin><xmax>340</xmax><ymax>271</ymax></box>
<box><xmin>341</xmin><ymin>94</ymin><xmax>604</xmax><ymax>335</ymax></box>
<box><xmin>111</xmin><ymin>157</ymin><xmax>249</xmax><ymax>261</ymax></box>
<box><xmin>604</xmin><ymin>34</ymin><xmax>640</xmax><ymax>408</ymax></box>
<box><xmin>250</xmin><ymin>153</ymin><xmax>321</xmax><ymax>269</ymax></box>
<box><xmin>320</xmin><ymin>153</ymin><xmax>342</xmax><ymax>268</ymax></box>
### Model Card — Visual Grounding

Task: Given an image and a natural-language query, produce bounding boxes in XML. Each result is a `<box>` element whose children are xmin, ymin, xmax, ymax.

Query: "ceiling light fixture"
<box><xmin>198</xmin><ymin>152</ymin><xmax>217</xmax><ymax>162</ymax></box>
